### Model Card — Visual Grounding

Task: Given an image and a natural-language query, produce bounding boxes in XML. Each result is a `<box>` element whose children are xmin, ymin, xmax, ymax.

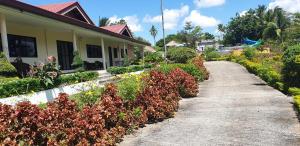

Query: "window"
<box><xmin>86</xmin><ymin>44</ymin><xmax>102</xmax><ymax>58</ymax></box>
<box><xmin>121</xmin><ymin>49</ymin><xmax>125</xmax><ymax>58</ymax></box>
<box><xmin>125</xmin><ymin>49</ymin><xmax>128</xmax><ymax>55</ymax></box>
<box><xmin>8</xmin><ymin>34</ymin><xmax>37</xmax><ymax>57</ymax></box>
<box><xmin>113</xmin><ymin>48</ymin><xmax>118</xmax><ymax>58</ymax></box>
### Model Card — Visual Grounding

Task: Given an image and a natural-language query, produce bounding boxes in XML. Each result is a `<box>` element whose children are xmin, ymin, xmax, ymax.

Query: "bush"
<box><xmin>117</xmin><ymin>74</ymin><xmax>142</xmax><ymax>101</ymax></box>
<box><xmin>289</xmin><ymin>87</ymin><xmax>300</xmax><ymax>96</ymax></box>
<box><xmin>58</xmin><ymin>71</ymin><xmax>99</xmax><ymax>85</ymax></box>
<box><xmin>191</xmin><ymin>56</ymin><xmax>209</xmax><ymax>80</ymax></box>
<box><xmin>294</xmin><ymin>95</ymin><xmax>300</xmax><ymax>110</ymax></box>
<box><xmin>169</xmin><ymin>68</ymin><xmax>199</xmax><ymax>98</ymax></box>
<box><xmin>0</xmin><ymin>53</ymin><xmax>17</xmax><ymax>77</ymax></box>
<box><xmin>0</xmin><ymin>64</ymin><xmax>209</xmax><ymax>144</ymax></box>
<box><xmin>243</xmin><ymin>47</ymin><xmax>257</xmax><ymax>60</ymax></box>
<box><xmin>204</xmin><ymin>47</ymin><xmax>221</xmax><ymax>61</ymax></box>
<box><xmin>0</xmin><ymin>78</ymin><xmax>43</xmax><ymax>98</ymax></box>
<box><xmin>157</xmin><ymin>63</ymin><xmax>205</xmax><ymax>81</ymax></box>
<box><xmin>167</xmin><ymin>47</ymin><xmax>196</xmax><ymax>63</ymax></box>
<box><xmin>135</xmin><ymin>70</ymin><xmax>180</xmax><ymax>122</ymax></box>
<box><xmin>144</xmin><ymin>52</ymin><xmax>164</xmax><ymax>64</ymax></box>
<box><xmin>71</xmin><ymin>51</ymin><xmax>84</xmax><ymax>71</ymax></box>
<box><xmin>282</xmin><ymin>45</ymin><xmax>300</xmax><ymax>88</ymax></box>
<box><xmin>107</xmin><ymin>65</ymin><xmax>145</xmax><ymax>75</ymax></box>
<box><xmin>28</xmin><ymin>56</ymin><xmax>61</xmax><ymax>89</ymax></box>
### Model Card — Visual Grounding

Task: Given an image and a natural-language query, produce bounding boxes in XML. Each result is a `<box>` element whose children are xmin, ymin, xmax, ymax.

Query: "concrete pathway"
<box><xmin>120</xmin><ymin>61</ymin><xmax>300</xmax><ymax>146</ymax></box>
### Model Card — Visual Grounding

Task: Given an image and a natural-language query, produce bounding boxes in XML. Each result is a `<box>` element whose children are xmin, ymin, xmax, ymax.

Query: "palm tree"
<box><xmin>149</xmin><ymin>25</ymin><xmax>158</xmax><ymax>45</ymax></box>
<box><xmin>217</xmin><ymin>24</ymin><xmax>225</xmax><ymax>33</ymax></box>
<box><xmin>99</xmin><ymin>17</ymin><xmax>110</xmax><ymax>27</ymax></box>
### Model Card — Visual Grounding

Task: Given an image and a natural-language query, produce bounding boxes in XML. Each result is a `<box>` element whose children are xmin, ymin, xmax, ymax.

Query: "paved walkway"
<box><xmin>120</xmin><ymin>61</ymin><xmax>300</xmax><ymax>146</ymax></box>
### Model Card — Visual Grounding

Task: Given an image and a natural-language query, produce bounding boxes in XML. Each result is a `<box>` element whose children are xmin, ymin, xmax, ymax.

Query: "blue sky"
<box><xmin>22</xmin><ymin>0</ymin><xmax>300</xmax><ymax>44</ymax></box>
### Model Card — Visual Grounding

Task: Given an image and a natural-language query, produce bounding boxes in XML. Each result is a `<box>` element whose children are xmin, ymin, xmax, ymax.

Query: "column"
<box><xmin>101</xmin><ymin>37</ymin><xmax>106</xmax><ymax>70</ymax></box>
<box><xmin>123</xmin><ymin>42</ymin><xmax>126</xmax><ymax>58</ymax></box>
<box><xmin>72</xmin><ymin>31</ymin><xmax>78</xmax><ymax>52</ymax></box>
<box><xmin>142</xmin><ymin>46</ymin><xmax>145</xmax><ymax>66</ymax></box>
<box><xmin>0</xmin><ymin>14</ymin><xmax>9</xmax><ymax>59</ymax></box>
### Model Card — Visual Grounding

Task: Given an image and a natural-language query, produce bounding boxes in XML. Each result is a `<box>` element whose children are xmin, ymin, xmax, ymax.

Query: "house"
<box><xmin>197</xmin><ymin>40</ymin><xmax>223</xmax><ymax>52</ymax></box>
<box><xmin>0</xmin><ymin>1</ymin><xmax>149</xmax><ymax>71</ymax></box>
<box><xmin>166</xmin><ymin>41</ymin><xmax>185</xmax><ymax>48</ymax></box>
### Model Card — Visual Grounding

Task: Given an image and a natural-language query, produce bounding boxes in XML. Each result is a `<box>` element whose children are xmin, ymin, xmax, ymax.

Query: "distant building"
<box><xmin>166</xmin><ymin>41</ymin><xmax>185</xmax><ymax>48</ymax></box>
<box><xmin>197</xmin><ymin>40</ymin><xmax>223</xmax><ymax>52</ymax></box>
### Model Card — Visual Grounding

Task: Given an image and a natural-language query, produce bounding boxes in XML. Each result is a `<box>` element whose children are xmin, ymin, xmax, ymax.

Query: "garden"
<box><xmin>0</xmin><ymin>47</ymin><xmax>209</xmax><ymax>145</ymax></box>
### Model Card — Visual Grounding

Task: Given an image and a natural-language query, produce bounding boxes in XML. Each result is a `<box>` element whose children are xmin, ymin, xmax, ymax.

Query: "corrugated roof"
<box><xmin>38</xmin><ymin>1</ymin><xmax>76</xmax><ymax>13</ymax></box>
<box><xmin>101</xmin><ymin>25</ymin><xmax>126</xmax><ymax>34</ymax></box>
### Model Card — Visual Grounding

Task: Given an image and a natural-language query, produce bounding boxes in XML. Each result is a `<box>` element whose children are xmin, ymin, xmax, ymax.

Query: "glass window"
<box><xmin>86</xmin><ymin>44</ymin><xmax>102</xmax><ymax>58</ymax></box>
<box><xmin>8</xmin><ymin>34</ymin><xmax>37</xmax><ymax>57</ymax></box>
<box><xmin>125</xmin><ymin>49</ymin><xmax>128</xmax><ymax>55</ymax></box>
<box><xmin>114</xmin><ymin>48</ymin><xmax>118</xmax><ymax>58</ymax></box>
<box><xmin>121</xmin><ymin>49</ymin><xmax>125</xmax><ymax>58</ymax></box>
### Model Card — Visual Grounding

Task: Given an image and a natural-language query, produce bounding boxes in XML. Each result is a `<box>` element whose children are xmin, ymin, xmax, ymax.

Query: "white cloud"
<box><xmin>143</xmin><ymin>5</ymin><xmax>189</xmax><ymax>30</ymax></box>
<box><xmin>109</xmin><ymin>15</ymin><xmax>142</xmax><ymax>32</ymax></box>
<box><xmin>194</xmin><ymin>0</ymin><xmax>225</xmax><ymax>8</ymax></box>
<box><xmin>184</xmin><ymin>10</ymin><xmax>220</xmax><ymax>28</ymax></box>
<box><xmin>269</xmin><ymin>0</ymin><xmax>300</xmax><ymax>13</ymax></box>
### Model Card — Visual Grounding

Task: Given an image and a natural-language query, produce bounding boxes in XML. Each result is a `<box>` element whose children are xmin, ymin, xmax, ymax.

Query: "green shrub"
<box><xmin>157</xmin><ymin>63</ymin><xmax>204</xmax><ymax>81</ymax></box>
<box><xmin>288</xmin><ymin>87</ymin><xmax>300</xmax><ymax>96</ymax></box>
<box><xmin>71</xmin><ymin>51</ymin><xmax>84</xmax><ymax>71</ymax></box>
<box><xmin>69</xmin><ymin>87</ymin><xmax>104</xmax><ymax>109</ymax></box>
<box><xmin>167</xmin><ymin>47</ymin><xmax>196</xmax><ymax>63</ymax></box>
<box><xmin>204</xmin><ymin>47</ymin><xmax>221</xmax><ymax>61</ymax></box>
<box><xmin>58</xmin><ymin>71</ymin><xmax>99</xmax><ymax>85</ymax></box>
<box><xmin>282</xmin><ymin>45</ymin><xmax>300</xmax><ymax>88</ymax></box>
<box><xmin>28</xmin><ymin>56</ymin><xmax>61</xmax><ymax>89</ymax></box>
<box><xmin>107</xmin><ymin>65</ymin><xmax>145</xmax><ymax>75</ymax></box>
<box><xmin>128</xmin><ymin>65</ymin><xmax>144</xmax><ymax>72</ymax></box>
<box><xmin>243</xmin><ymin>47</ymin><xmax>257</xmax><ymax>60</ymax></box>
<box><xmin>144</xmin><ymin>52</ymin><xmax>163</xmax><ymax>64</ymax></box>
<box><xmin>117</xmin><ymin>74</ymin><xmax>142</xmax><ymax>101</ymax></box>
<box><xmin>107</xmin><ymin>66</ymin><xmax>128</xmax><ymax>75</ymax></box>
<box><xmin>294</xmin><ymin>95</ymin><xmax>300</xmax><ymax>110</ymax></box>
<box><xmin>0</xmin><ymin>78</ymin><xmax>43</xmax><ymax>98</ymax></box>
<box><xmin>0</xmin><ymin>53</ymin><xmax>17</xmax><ymax>77</ymax></box>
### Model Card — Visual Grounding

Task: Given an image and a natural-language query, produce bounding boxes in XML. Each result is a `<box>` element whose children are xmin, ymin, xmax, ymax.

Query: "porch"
<box><xmin>0</xmin><ymin>5</ymin><xmax>145</xmax><ymax>72</ymax></box>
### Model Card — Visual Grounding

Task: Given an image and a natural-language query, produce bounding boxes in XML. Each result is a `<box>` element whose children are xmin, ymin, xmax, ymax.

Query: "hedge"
<box><xmin>107</xmin><ymin>65</ymin><xmax>145</xmax><ymax>75</ymax></box>
<box><xmin>0</xmin><ymin>71</ymin><xmax>99</xmax><ymax>98</ymax></box>
<box><xmin>0</xmin><ymin>78</ymin><xmax>43</xmax><ymax>98</ymax></box>
<box><xmin>58</xmin><ymin>71</ymin><xmax>99</xmax><ymax>85</ymax></box>
<box><xmin>167</xmin><ymin>47</ymin><xmax>197</xmax><ymax>63</ymax></box>
<box><xmin>157</xmin><ymin>63</ymin><xmax>205</xmax><ymax>81</ymax></box>
<box><xmin>0</xmin><ymin>68</ymin><xmax>203</xmax><ymax>145</ymax></box>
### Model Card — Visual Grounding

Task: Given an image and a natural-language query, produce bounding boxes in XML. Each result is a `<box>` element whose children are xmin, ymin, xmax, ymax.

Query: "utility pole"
<box><xmin>161</xmin><ymin>0</ymin><xmax>167</xmax><ymax>60</ymax></box>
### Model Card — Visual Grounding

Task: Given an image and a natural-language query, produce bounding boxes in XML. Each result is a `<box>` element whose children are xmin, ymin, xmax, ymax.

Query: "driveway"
<box><xmin>120</xmin><ymin>61</ymin><xmax>300</xmax><ymax>146</ymax></box>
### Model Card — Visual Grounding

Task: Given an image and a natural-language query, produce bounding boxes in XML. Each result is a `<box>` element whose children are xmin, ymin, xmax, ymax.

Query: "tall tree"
<box><xmin>98</xmin><ymin>17</ymin><xmax>110</xmax><ymax>27</ymax></box>
<box><xmin>202</xmin><ymin>32</ymin><xmax>215</xmax><ymax>40</ymax></box>
<box><xmin>184</xmin><ymin>22</ymin><xmax>194</xmax><ymax>33</ymax></box>
<box><xmin>149</xmin><ymin>25</ymin><xmax>158</xmax><ymax>45</ymax></box>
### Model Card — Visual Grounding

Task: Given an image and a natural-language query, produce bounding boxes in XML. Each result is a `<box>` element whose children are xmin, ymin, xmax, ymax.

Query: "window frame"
<box><xmin>86</xmin><ymin>44</ymin><xmax>102</xmax><ymax>58</ymax></box>
<box><xmin>8</xmin><ymin>34</ymin><xmax>37</xmax><ymax>58</ymax></box>
<box><xmin>113</xmin><ymin>48</ymin><xmax>118</xmax><ymax>58</ymax></box>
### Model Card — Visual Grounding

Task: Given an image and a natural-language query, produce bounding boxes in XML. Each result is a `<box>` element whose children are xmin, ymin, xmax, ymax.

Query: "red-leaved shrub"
<box><xmin>0</xmin><ymin>61</ymin><xmax>207</xmax><ymax>145</ymax></box>
<box><xmin>192</xmin><ymin>56</ymin><xmax>209</xmax><ymax>80</ymax></box>
<box><xmin>135</xmin><ymin>71</ymin><xmax>181</xmax><ymax>123</ymax></box>
<box><xmin>169</xmin><ymin>68</ymin><xmax>199</xmax><ymax>97</ymax></box>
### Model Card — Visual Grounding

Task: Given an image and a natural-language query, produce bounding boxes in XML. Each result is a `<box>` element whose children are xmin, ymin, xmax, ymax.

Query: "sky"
<box><xmin>22</xmin><ymin>0</ymin><xmax>300</xmax><ymax>45</ymax></box>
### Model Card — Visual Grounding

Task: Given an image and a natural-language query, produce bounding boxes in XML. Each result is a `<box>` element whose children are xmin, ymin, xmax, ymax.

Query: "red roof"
<box><xmin>101</xmin><ymin>25</ymin><xmax>127</xmax><ymax>34</ymax></box>
<box><xmin>38</xmin><ymin>1</ymin><xmax>76</xmax><ymax>13</ymax></box>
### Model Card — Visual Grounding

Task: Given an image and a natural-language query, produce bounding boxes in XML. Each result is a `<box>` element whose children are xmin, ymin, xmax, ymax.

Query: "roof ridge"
<box><xmin>38</xmin><ymin>1</ymin><xmax>77</xmax><ymax>7</ymax></box>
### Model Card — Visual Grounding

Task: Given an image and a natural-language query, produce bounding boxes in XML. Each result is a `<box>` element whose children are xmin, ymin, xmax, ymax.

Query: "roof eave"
<box><xmin>0</xmin><ymin>0</ymin><xmax>150</xmax><ymax>46</ymax></box>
